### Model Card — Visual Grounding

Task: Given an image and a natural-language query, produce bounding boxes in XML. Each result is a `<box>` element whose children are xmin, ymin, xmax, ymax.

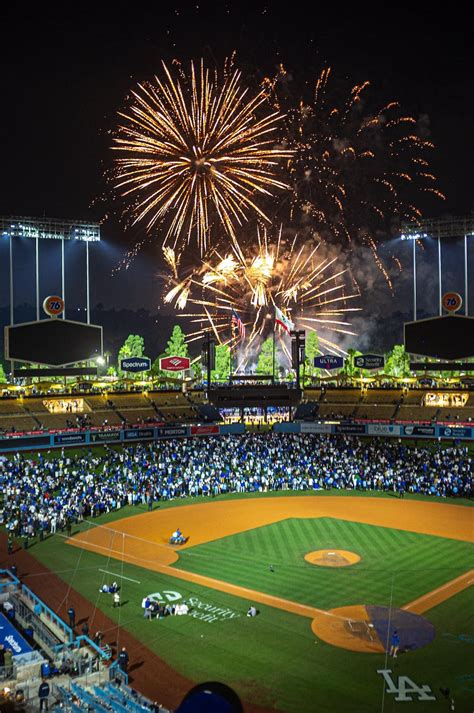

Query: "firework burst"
<box><xmin>163</xmin><ymin>228</ymin><xmax>361</xmax><ymax>361</ymax></box>
<box><xmin>263</xmin><ymin>66</ymin><xmax>445</xmax><ymax>284</ymax></box>
<box><xmin>112</xmin><ymin>59</ymin><xmax>291</xmax><ymax>254</ymax></box>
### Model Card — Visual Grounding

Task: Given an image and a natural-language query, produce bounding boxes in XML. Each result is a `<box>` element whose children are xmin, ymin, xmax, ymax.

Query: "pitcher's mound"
<box><xmin>304</xmin><ymin>549</ymin><xmax>361</xmax><ymax>567</ymax></box>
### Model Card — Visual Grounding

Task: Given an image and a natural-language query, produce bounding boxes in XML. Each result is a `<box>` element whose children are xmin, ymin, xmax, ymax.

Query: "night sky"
<box><xmin>0</xmin><ymin>4</ymin><xmax>472</xmax><ymax>353</ymax></box>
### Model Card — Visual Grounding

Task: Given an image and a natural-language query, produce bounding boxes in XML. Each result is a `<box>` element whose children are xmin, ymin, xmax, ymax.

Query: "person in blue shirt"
<box><xmin>38</xmin><ymin>679</ymin><xmax>50</xmax><ymax>711</ymax></box>
<box><xmin>390</xmin><ymin>630</ymin><xmax>400</xmax><ymax>658</ymax></box>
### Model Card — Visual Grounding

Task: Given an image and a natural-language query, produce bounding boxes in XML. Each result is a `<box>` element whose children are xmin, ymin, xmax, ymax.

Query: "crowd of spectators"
<box><xmin>0</xmin><ymin>433</ymin><xmax>471</xmax><ymax>540</ymax></box>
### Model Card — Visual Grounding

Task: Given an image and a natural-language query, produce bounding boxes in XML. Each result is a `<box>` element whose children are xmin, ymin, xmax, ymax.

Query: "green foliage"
<box><xmin>256</xmin><ymin>337</ymin><xmax>274</xmax><ymax>375</ymax></box>
<box><xmin>384</xmin><ymin>344</ymin><xmax>411</xmax><ymax>378</ymax></box>
<box><xmin>164</xmin><ymin>325</ymin><xmax>189</xmax><ymax>358</ymax></box>
<box><xmin>340</xmin><ymin>348</ymin><xmax>363</xmax><ymax>379</ymax></box>
<box><xmin>303</xmin><ymin>330</ymin><xmax>320</xmax><ymax>383</ymax></box>
<box><xmin>211</xmin><ymin>344</ymin><xmax>231</xmax><ymax>382</ymax></box>
<box><xmin>0</xmin><ymin>363</ymin><xmax>7</xmax><ymax>383</ymax></box>
<box><xmin>192</xmin><ymin>360</ymin><xmax>204</xmax><ymax>381</ymax></box>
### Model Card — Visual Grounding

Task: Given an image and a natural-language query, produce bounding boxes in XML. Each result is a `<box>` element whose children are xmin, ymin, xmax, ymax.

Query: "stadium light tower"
<box><xmin>0</xmin><ymin>216</ymin><xmax>100</xmax><ymax>325</ymax></box>
<box><xmin>401</xmin><ymin>216</ymin><xmax>474</xmax><ymax>320</ymax></box>
<box><xmin>400</xmin><ymin>232</ymin><xmax>427</xmax><ymax>321</ymax></box>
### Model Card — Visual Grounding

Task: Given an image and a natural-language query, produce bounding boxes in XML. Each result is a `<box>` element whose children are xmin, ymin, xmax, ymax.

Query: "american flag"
<box><xmin>231</xmin><ymin>310</ymin><xmax>246</xmax><ymax>341</ymax></box>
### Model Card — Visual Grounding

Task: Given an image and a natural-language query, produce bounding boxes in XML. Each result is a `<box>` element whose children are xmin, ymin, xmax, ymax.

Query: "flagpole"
<box><xmin>272</xmin><ymin>325</ymin><xmax>276</xmax><ymax>383</ymax></box>
<box><xmin>229</xmin><ymin>313</ymin><xmax>233</xmax><ymax>385</ymax></box>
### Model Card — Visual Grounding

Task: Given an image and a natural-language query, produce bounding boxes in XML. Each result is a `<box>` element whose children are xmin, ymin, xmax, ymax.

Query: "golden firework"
<box><xmin>163</xmin><ymin>228</ymin><xmax>361</xmax><ymax>359</ymax></box>
<box><xmin>112</xmin><ymin>60</ymin><xmax>291</xmax><ymax>254</ymax></box>
<box><xmin>262</xmin><ymin>66</ymin><xmax>445</xmax><ymax>287</ymax></box>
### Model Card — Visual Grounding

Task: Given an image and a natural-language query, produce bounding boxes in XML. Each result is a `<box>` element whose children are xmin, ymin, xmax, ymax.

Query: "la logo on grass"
<box><xmin>377</xmin><ymin>670</ymin><xmax>436</xmax><ymax>702</ymax></box>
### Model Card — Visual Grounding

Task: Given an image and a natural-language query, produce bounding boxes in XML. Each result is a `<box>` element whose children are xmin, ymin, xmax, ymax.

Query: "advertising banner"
<box><xmin>123</xmin><ymin>428</ymin><xmax>155</xmax><ymax>440</ymax></box>
<box><xmin>403</xmin><ymin>425</ymin><xmax>436</xmax><ymax>437</ymax></box>
<box><xmin>90</xmin><ymin>430</ymin><xmax>121</xmax><ymax>443</ymax></box>
<box><xmin>190</xmin><ymin>425</ymin><xmax>220</xmax><ymax>436</ymax></box>
<box><xmin>53</xmin><ymin>433</ymin><xmax>87</xmax><ymax>445</ymax></box>
<box><xmin>354</xmin><ymin>354</ymin><xmax>385</xmax><ymax>370</ymax></box>
<box><xmin>156</xmin><ymin>426</ymin><xmax>188</xmax><ymax>438</ymax></box>
<box><xmin>335</xmin><ymin>424</ymin><xmax>366</xmax><ymax>435</ymax></box>
<box><xmin>367</xmin><ymin>424</ymin><xmax>402</xmax><ymax>436</ymax></box>
<box><xmin>300</xmin><ymin>422</ymin><xmax>333</xmax><ymax>434</ymax></box>
<box><xmin>313</xmin><ymin>355</ymin><xmax>344</xmax><ymax>370</ymax></box>
<box><xmin>0</xmin><ymin>613</ymin><xmax>33</xmax><ymax>656</ymax></box>
<box><xmin>438</xmin><ymin>426</ymin><xmax>472</xmax><ymax>439</ymax></box>
<box><xmin>159</xmin><ymin>356</ymin><xmax>191</xmax><ymax>371</ymax></box>
<box><xmin>120</xmin><ymin>357</ymin><xmax>151</xmax><ymax>373</ymax></box>
<box><xmin>0</xmin><ymin>435</ymin><xmax>51</xmax><ymax>449</ymax></box>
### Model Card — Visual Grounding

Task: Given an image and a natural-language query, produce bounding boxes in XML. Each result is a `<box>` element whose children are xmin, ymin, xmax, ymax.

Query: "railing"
<box><xmin>20</xmin><ymin>583</ymin><xmax>74</xmax><ymax>643</ymax></box>
<box><xmin>13</xmin><ymin>596</ymin><xmax>60</xmax><ymax>654</ymax></box>
<box><xmin>0</xmin><ymin>568</ymin><xmax>20</xmax><ymax>592</ymax></box>
<box><xmin>108</xmin><ymin>659</ymin><xmax>129</xmax><ymax>685</ymax></box>
<box><xmin>0</xmin><ymin>664</ymin><xmax>13</xmax><ymax>681</ymax></box>
<box><xmin>55</xmin><ymin>635</ymin><xmax>112</xmax><ymax>661</ymax></box>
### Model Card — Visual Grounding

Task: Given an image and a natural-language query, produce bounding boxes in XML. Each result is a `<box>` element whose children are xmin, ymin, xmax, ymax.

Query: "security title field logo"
<box><xmin>144</xmin><ymin>591</ymin><xmax>240</xmax><ymax>624</ymax></box>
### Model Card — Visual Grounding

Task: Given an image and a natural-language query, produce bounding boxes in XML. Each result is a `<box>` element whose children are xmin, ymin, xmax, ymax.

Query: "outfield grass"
<box><xmin>174</xmin><ymin>517</ymin><xmax>474</xmax><ymax>610</ymax></box>
<box><xmin>22</xmin><ymin>494</ymin><xmax>474</xmax><ymax>713</ymax></box>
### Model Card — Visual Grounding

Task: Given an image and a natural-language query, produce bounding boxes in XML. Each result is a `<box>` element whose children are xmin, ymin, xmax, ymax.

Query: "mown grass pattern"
<box><xmin>175</xmin><ymin>518</ymin><xmax>473</xmax><ymax>610</ymax></box>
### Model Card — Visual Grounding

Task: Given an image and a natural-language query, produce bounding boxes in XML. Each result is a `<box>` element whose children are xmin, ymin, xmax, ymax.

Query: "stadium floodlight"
<box><xmin>400</xmin><ymin>232</ymin><xmax>428</xmax><ymax>241</ymax></box>
<box><xmin>1</xmin><ymin>215</ymin><xmax>101</xmax><ymax>326</ymax></box>
<box><xmin>401</xmin><ymin>216</ymin><xmax>474</xmax><ymax>319</ymax></box>
<box><xmin>0</xmin><ymin>216</ymin><xmax>100</xmax><ymax>242</ymax></box>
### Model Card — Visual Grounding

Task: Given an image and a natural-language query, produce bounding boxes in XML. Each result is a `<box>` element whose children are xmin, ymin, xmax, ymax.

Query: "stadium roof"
<box><xmin>401</xmin><ymin>215</ymin><xmax>474</xmax><ymax>240</ymax></box>
<box><xmin>0</xmin><ymin>215</ymin><xmax>100</xmax><ymax>242</ymax></box>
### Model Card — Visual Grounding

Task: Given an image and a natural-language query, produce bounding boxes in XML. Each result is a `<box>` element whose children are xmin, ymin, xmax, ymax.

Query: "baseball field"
<box><xmin>8</xmin><ymin>486</ymin><xmax>473</xmax><ymax>713</ymax></box>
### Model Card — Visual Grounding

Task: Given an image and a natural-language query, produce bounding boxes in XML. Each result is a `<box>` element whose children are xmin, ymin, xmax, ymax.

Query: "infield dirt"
<box><xmin>68</xmin><ymin>496</ymin><xmax>473</xmax><ymax>647</ymax></box>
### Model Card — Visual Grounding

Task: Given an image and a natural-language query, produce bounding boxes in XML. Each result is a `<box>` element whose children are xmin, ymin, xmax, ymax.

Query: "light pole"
<box><xmin>413</xmin><ymin>237</ymin><xmax>417</xmax><ymax>321</ymax></box>
<box><xmin>401</xmin><ymin>233</ymin><xmax>427</xmax><ymax>321</ymax></box>
<box><xmin>465</xmin><ymin>234</ymin><xmax>470</xmax><ymax>316</ymax></box>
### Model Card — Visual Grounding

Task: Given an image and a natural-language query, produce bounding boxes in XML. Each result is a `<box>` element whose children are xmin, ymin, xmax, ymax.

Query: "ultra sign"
<box><xmin>314</xmin><ymin>355</ymin><xmax>344</xmax><ymax>370</ymax></box>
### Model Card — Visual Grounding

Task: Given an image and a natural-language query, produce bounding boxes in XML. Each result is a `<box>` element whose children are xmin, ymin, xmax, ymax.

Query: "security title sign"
<box><xmin>354</xmin><ymin>354</ymin><xmax>385</xmax><ymax>370</ymax></box>
<box><xmin>314</xmin><ymin>355</ymin><xmax>344</xmax><ymax>370</ymax></box>
<box><xmin>120</xmin><ymin>357</ymin><xmax>151</xmax><ymax>373</ymax></box>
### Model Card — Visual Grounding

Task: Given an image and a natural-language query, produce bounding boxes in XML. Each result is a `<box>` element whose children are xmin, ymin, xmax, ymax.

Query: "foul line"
<box><xmin>98</xmin><ymin>569</ymin><xmax>141</xmax><ymax>584</ymax></box>
<box><xmin>402</xmin><ymin>569</ymin><xmax>474</xmax><ymax>614</ymax></box>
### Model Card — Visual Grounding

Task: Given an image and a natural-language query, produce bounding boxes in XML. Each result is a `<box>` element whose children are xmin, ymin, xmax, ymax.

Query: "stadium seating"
<box><xmin>0</xmin><ymin>398</ymin><xmax>28</xmax><ymax>414</ymax></box>
<box><xmin>317</xmin><ymin>403</ymin><xmax>357</xmax><ymax>419</ymax></box>
<box><xmin>0</xmin><ymin>414</ymin><xmax>39</xmax><ymax>432</ymax></box>
<box><xmin>55</xmin><ymin>680</ymin><xmax>166</xmax><ymax>712</ymax></box>
<box><xmin>362</xmin><ymin>389</ymin><xmax>402</xmax><ymax>404</ymax></box>
<box><xmin>355</xmin><ymin>405</ymin><xmax>397</xmax><ymax>420</ymax></box>
<box><xmin>437</xmin><ymin>407</ymin><xmax>474</xmax><ymax>422</ymax></box>
<box><xmin>397</xmin><ymin>406</ymin><xmax>438</xmax><ymax>422</ymax></box>
<box><xmin>1</xmin><ymin>387</ymin><xmax>473</xmax><ymax>434</ymax></box>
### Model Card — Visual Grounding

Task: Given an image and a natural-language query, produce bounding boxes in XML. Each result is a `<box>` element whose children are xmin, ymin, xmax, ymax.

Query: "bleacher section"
<box><xmin>0</xmin><ymin>387</ymin><xmax>473</xmax><ymax>435</ymax></box>
<box><xmin>56</xmin><ymin>680</ymin><xmax>167</xmax><ymax>712</ymax></box>
<box><xmin>438</xmin><ymin>407</ymin><xmax>474</xmax><ymax>422</ymax></box>
<box><xmin>355</xmin><ymin>404</ymin><xmax>398</xmax><ymax>420</ymax></box>
<box><xmin>293</xmin><ymin>402</ymin><xmax>319</xmax><ymax>420</ymax></box>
